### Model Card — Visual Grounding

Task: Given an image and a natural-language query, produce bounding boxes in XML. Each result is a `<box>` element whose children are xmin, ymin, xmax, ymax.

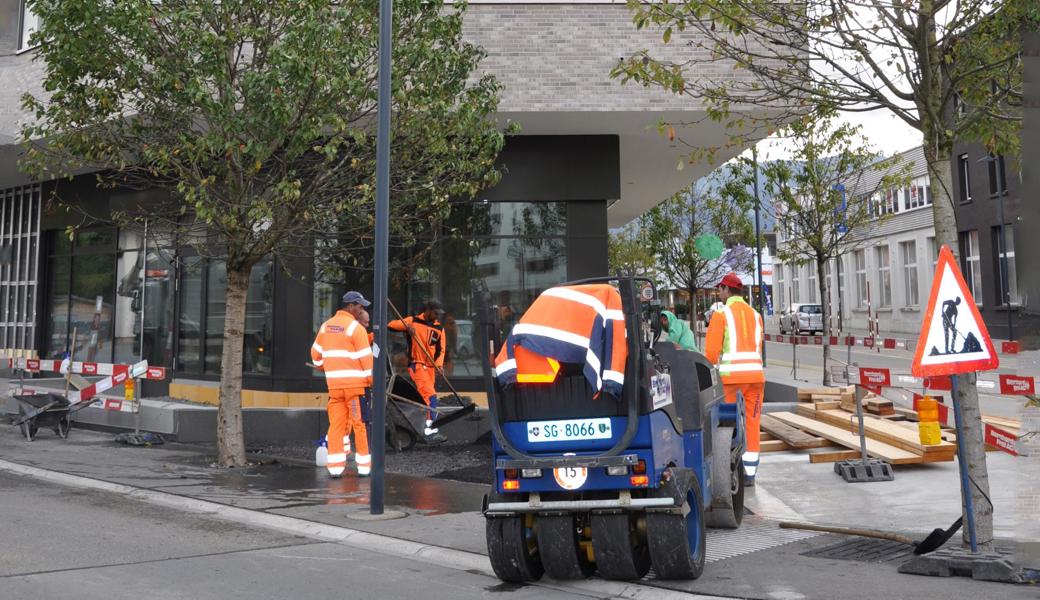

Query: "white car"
<box><xmin>779</xmin><ymin>303</ymin><xmax>824</xmax><ymax>335</ymax></box>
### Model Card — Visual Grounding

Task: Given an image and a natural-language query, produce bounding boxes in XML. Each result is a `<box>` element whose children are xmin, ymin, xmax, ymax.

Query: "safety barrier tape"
<box><xmin>4</xmin><ymin>358</ymin><xmax>167</xmax><ymax>380</ymax></box>
<box><xmin>764</xmin><ymin>334</ymin><xmax>1022</xmax><ymax>355</ymax></box>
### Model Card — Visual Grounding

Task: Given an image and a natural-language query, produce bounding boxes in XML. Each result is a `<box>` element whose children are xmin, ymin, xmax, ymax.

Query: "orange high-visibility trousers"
<box><xmin>327</xmin><ymin>389</ymin><xmax>370</xmax><ymax>477</ymax></box>
<box><xmin>723</xmin><ymin>382</ymin><xmax>763</xmax><ymax>479</ymax></box>
<box><xmin>409</xmin><ymin>364</ymin><xmax>439</xmax><ymax>433</ymax></box>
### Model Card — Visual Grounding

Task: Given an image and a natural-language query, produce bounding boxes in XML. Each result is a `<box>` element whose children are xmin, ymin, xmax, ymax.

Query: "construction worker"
<box><xmin>389</xmin><ymin>299</ymin><xmax>447</xmax><ymax>441</ymax></box>
<box><xmin>659</xmin><ymin>310</ymin><xmax>698</xmax><ymax>351</ymax></box>
<box><xmin>311</xmin><ymin>291</ymin><xmax>373</xmax><ymax>478</ymax></box>
<box><xmin>704</xmin><ymin>273</ymin><xmax>764</xmax><ymax>486</ymax></box>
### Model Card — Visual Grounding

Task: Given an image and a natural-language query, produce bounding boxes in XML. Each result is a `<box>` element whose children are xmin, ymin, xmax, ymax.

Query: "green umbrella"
<box><xmin>694</xmin><ymin>234</ymin><xmax>724</xmax><ymax>260</ymax></box>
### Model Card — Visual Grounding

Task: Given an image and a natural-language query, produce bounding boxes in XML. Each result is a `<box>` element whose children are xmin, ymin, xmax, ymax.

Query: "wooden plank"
<box><xmin>761</xmin><ymin>413</ymin><xmax>830</xmax><ymax>448</ymax></box>
<box><xmin>769</xmin><ymin>412</ymin><xmax>923</xmax><ymax>464</ymax></box>
<box><xmin>761</xmin><ymin>439</ymin><xmax>795</xmax><ymax>453</ymax></box>
<box><xmin>814</xmin><ymin>400</ymin><xmax>841</xmax><ymax>411</ymax></box>
<box><xmin>808</xmin><ymin>448</ymin><xmax>863</xmax><ymax>464</ymax></box>
<box><xmin>760</xmin><ymin>431</ymin><xmax>778</xmax><ymax>442</ymax></box>
<box><xmin>813</xmin><ymin>409</ymin><xmax>956</xmax><ymax>457</ymax></box>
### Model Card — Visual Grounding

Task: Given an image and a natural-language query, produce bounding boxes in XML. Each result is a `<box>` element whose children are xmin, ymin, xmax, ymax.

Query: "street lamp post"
<box><xmin>752</xmin><ymin>146</ymin><xmax>766</xmax><ymax>365</ymax></box>
<box><xmin>370</xmin><ymin>0</ymin><xmax>394</xmax><ymax>516</ymax></box>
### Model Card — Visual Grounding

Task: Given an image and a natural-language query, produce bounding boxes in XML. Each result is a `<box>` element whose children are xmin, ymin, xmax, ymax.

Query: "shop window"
<box><xmin>201</xmin><ymin>259</ymin><xmax>274</xmax><ymax>375</ymax></box>
<box><xmin>178</xmin><ymin>257</ymin><xmax>204</xmax><ymax>372</ymax></box>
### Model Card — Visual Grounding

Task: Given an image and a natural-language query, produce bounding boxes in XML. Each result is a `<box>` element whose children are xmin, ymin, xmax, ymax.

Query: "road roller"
<box><xmin>478</xmin><ymin>277</ymin><xmax>745</xmax><ymax>582</ymax></box>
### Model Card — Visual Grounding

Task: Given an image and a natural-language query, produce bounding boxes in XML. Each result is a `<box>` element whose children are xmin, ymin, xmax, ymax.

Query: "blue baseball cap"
<box><xmin>342</xmin><ymin>291</ymin><xmax>371</xmax><ymax>307</ymax></box>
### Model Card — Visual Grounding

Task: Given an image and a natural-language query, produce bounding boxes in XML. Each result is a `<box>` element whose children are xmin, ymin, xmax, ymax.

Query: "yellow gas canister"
<box><xmin>917</xmin><ymin>397</ymin><xmax>942</xmax><ymax>446</ymax></box>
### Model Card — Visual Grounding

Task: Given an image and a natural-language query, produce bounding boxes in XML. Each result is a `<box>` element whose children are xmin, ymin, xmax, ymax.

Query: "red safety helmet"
<box><xmin>718</xmin><ymin>272</ymin><xmax>744</xmax><ymax>291</ymax></box>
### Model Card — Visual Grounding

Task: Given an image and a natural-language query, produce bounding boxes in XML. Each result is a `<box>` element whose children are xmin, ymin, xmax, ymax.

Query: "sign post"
<box><xmin>911</xmin><ymin>245</ymin><xmax>999</xmax><ymax>555</ymax></box>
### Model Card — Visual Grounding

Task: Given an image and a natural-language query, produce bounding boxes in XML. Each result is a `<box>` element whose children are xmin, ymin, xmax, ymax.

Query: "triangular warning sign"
<box><xmin>911</xmin><ymin>245</ymin><xmax>999</xmax><ymax>377</ymax></box>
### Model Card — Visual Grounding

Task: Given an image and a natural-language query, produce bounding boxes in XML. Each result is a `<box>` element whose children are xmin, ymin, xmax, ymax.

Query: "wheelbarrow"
<box><xmin>11</xmin><ymin>393</ymin><xmax>88</xmax><ymax>441</ymax></box>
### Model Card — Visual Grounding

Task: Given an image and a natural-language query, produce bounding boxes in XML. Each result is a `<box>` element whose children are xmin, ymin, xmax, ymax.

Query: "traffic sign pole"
<box><xmin>949</xmin><ymin>374</ymin><xmax>979</xmax><ymax>553</ymax></box>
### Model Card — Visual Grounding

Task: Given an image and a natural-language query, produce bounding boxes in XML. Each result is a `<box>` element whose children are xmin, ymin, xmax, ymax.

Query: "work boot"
<box><xmin>424</xmin><ymin>432</ymin><xmax>448</xmax><ymax>445</ymax></box>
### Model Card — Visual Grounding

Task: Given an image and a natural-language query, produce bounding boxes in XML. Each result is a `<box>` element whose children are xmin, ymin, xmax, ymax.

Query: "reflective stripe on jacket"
<box><xmin>494</xmin><ymin>284</ymin><xmax>627</xmax><ymax>397</ymax></box>
<box><xmin>311</xmin><ymin>310</ymin><xmax>374</xmax><ymax>392</ymax></box>
<box><xmin>388</xmin><ymin>315</ymin><xmax>445</xmax><ymax>368</ymax></box>
<box><xmin>704</xmin><ymin>296</ymin><xmax>764</xmax><ymax>384</ymax></box>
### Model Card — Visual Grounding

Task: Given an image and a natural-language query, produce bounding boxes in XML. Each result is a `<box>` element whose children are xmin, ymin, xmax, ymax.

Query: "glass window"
<box><xmin>775</xmin><ymin>264</ymin><xmax>785</xmax><ymax>313</ymax></box>
<box><xmin>958</xmin><ymin>154</ymin><xmax>972</xmax><ymax>204</ymax></box>
<box><xmin>959</xmin><ymin>230</ymin><xmax>982</xmax><ymax>304</ymax></box>
<box><xmin>44</xmin><ymin>255</ymin><xmax>71</xmax><ymax>359</ymax></box>
<box><xmin>807</xmin><ymin>262</ymin><xmax>817</xmax><ymax>303</ymax></box>
<box><xmin>927</xmin><ymin>236</ymin><xmax>938</xmax><ymax>269</ymax></box>
<box><xmin>205</xmin><ymin>262</ymin><xmax>227</xmax><ymax>374</ymax></box>
<box><xmin>113</xmin><ymin>229</ymin><xmax>177</xmax><ymax>367</ymax></box>
<box><xmin>18</xmin><ymin>1</ymin><xmax>39</xmax><ymax>51</ymax></box>
<box><xmin>178</xmin><ymin>257</ymin><xmax>204</xmax><ymax>372</ymax></box>
<box><xmin>243</xmin><ymin>260</ymin><xmax>274</xmax><ymax>374</ymax></box>
<box><xmin>988</xmin><ymin>155</ymin><xmax>1007</xmax><ymax>198</ymax></box>
<box><xmin>993</xmin><ymin>225</ymin><xmax>1019</xmax><ymax>305</ymax></box>
<box><xmin>446</xmin><ymin>202</ymin><xmax>567</xmax><ymax>238</ymax></box>
<box><xmin>790</xmin><ymin>264</ymin><xmax>800</xmax><ymax>303</ymax></box>
<box><xmin>875</xmin><ymin>246</ymin><xmax>892</xmax><ymax>307</ymax></box>
<box><xmin>70</xmin><ymin>253</ymin><xmax>115</xmax><ymax>363</ymax></box>
<box><xmin>855</xmin><ymin>250</ymin><xmax>867</xmax><ymax>308</ymax></box>
<box><xmin>900</xmin><ymin>241</ymin><xmax>918</xmax><ymax>307</ymax></box>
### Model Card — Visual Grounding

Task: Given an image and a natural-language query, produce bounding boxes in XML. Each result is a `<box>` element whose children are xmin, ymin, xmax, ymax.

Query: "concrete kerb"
<box><xmin>0</xmin><ymin>458</ymin><xmax>733</xmax><ymax>600</ymax></box>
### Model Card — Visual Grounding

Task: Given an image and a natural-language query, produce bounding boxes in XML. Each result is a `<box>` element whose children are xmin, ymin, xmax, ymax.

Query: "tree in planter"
<box><xmin>613</xmin><ymin>0</ymin><xmax>1038</xmax><ymax>552</ymax></box>
<box><xmin>22</xmin><ymin>0</ymin><xmax>507</xmax><ymax>467</ymax></box>
<box><xmin>725</xmin><ymin>112</ymin><xmax>909</xmax><ymax>385</ymax></box>
<box><xmin>644</xmin><ymin>187</ymin><xmax>755</xmax><ymax>328</ymax></box>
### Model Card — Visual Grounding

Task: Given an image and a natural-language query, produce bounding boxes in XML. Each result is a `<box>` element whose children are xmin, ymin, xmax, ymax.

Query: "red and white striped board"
<box><xmin>4</xmin><ymin>358</ymin><xmax>167</xmax><ymax>380</ymax></box>
<box><xmin>763</xmin><ymin>334</ymin><xmax>1022</xmax><ymax>355</ymax></box>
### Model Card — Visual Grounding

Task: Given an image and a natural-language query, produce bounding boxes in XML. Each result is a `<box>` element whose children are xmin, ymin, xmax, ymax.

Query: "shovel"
<box><xmin>780</xmin><ymin>517</ymin><xmax>962</xmax><ymax>555</ymax></box>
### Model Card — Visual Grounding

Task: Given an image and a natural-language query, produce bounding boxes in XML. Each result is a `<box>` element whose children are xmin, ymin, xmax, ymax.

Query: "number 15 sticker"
<box><xmin>553</xmin><ymin>453</ymin><xmax>588</xmax><ymax>490</ymax></box>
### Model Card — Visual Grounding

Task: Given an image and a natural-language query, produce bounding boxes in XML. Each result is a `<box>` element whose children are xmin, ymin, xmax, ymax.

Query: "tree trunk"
<box><xmin>817</xmin><ymin>257</ymin><xmax>831</xmax><ymax>386</ymax></box>
<box><xmin>924</xmin><ymin>139</ymin><xmax>994</xmax><ymax>551</ymax></box>
<box><xmin>217</xmin><ymin>265</ymin><xmax>250</xmax><ymax>468</ymax></box>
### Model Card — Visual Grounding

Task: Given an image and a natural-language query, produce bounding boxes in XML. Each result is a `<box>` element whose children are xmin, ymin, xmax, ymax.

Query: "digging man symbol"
<box><xmin>942</xmin><ymin>297</ymin><xmax>961</xmax><ymax>354</ymax></box>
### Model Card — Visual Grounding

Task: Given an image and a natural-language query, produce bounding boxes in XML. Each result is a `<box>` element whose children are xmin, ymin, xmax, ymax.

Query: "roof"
<box><xmin>849</xmin><ymin>146</ymin><xmax>928</xmax><ymax>196</ymax></box>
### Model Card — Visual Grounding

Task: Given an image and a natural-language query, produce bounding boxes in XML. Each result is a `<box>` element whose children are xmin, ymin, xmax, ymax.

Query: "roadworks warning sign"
<box><xmin>911</xmin><ymin>245</ymin><xmax>998</xmax><ymax>377</ymax></box>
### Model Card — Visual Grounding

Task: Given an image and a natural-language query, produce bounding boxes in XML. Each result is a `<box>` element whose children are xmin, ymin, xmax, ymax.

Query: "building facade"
<box><xmin>773</xmin><ymin>147</ymin><xmax>939</xmax><ymax>337</ymax></box>
<box><xmin>1</xmin><ymin>1</ymin><xmax>763</xmax><ymax>403</ymax></box>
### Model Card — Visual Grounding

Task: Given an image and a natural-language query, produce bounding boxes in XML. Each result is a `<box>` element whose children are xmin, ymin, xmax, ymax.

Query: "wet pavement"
<box><xmin>2</xmin><ymin>424</ymin><xmax>1038</xmax><ymax>599</ymax></box>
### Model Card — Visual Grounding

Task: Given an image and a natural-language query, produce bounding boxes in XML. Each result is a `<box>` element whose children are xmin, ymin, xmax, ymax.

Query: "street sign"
<box><xmin>639</xmin><ymin>282</ymin><xmax>654</xmax><ymax>302</ymax></box>
<box><xmin>911</xmin><ymin>245</ymin><xmax>998</xmax><ymax>377</ymax></box>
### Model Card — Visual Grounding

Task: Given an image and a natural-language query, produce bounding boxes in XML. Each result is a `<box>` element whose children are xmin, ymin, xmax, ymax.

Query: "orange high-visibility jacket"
<box><xmin>311</xmin><ymin>310</ymin><xmax>374</xmax><ymax>392</ymax></box>
<box><xmin>494</xmin><ymin>284</ymin><xmax>627</xmax><ymax>397</ymax></box>
<box><xmin>388</xmin><ymin>315</ymin><xmax>445</xmax><ymax>368</ymax></box>
<box><xmin>704</xmin><ymin>296</ymin><xmax>764</xmax><ymax>384</ymax></box>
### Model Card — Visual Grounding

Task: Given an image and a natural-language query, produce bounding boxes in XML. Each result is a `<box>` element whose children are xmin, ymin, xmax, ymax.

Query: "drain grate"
<box><xmin>802</xmin><ymin>537</ymin><xmax>913</xmax><ymax>563</ymax></box>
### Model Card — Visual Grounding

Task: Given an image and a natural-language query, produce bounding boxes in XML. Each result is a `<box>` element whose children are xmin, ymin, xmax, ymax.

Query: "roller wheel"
<box><xmin>387</xmin><ymin>426</ymin><xmax>417</xmax><ymax>452</ymax></box>
<box><xmin>56</xmin><ymin>417</ymin><xmax>72</xmax><ymax>440</ymax></box>
<box><xmin>591</xmin><ymin>512</ymin><xmax>650</xmax><ymax>580</ymax></box>
<box><xmin>705</xmin><ymin>426</ymin><xmax>744</xmax><ymax>529</ymax></box>
<box><xmin>486</xmin><ymin>512</ymin><xmax>544</xmax><ymax>583</ymax></box>
<box><xmin>535</xmin><ymin>514</ymin><xmax>594</xmax><ymax>580</ymax></box>
<box><xmin>647</xmin><ymin>479</ymin><xmax>706</xmax><ymax>580</ymax></box>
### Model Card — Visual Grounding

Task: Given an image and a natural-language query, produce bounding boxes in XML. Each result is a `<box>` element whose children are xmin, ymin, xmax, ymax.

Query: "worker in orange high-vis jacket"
<box><xmin>389</xmin><ymin>298</ymin><xmax>446</xmax><ymax>442</ymax></box>
<box><xmin>704</xmin><ymin>273</ymin><xmax>764</xmax><ymax>487</ymax></box>
<box><xmin>311</xmin><ymin>291</ymin><xmax>374</xmax><ymax>478</ymax></box>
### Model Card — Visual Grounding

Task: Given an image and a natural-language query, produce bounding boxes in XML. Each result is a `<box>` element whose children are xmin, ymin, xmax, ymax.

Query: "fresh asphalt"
<box><xmin>0</xmin><ymin>470</ymin><xmax>607</xmax><ymax>600</ymax></box>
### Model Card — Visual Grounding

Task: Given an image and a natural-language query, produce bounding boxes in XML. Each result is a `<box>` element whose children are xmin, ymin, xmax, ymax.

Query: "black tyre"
<box><xmin>535</xmin><ymin>514</ymin><xmax>594</xmax><ymax>580</ymax></box>
<box><xmin>591</xmin><ymin>512</ymin><xmax>650</xmax><ymax>580</ymax></box>
<box><xmin>647</xmin><ymin>480</ymin><xmax>706</xmax><ymax>580</ymax></box>
<box><xmin>486</xmin><ymin>513</ymin><xmax>544</xmax><ymax>583</ymax></box>
<box><xmin>387</xmin><ymin>426</ymin><xmax>417</xmax><ymax>452</ymax></box>
<box><xmin>705</xmin><ymin>426</ymin><xmax>744</xmax><ymax>529</ymax></box>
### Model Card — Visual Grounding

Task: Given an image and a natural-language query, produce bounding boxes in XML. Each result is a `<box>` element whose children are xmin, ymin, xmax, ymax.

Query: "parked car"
<box><xmin>779</xmin><ymin>303</ymin><xmax>824</xmax><ymax>335</ymax></box>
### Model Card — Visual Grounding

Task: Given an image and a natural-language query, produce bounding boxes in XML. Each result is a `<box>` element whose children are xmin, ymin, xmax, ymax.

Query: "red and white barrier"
<box><xmin>8</xmin><ymin>357</ymin><xmax>167</xmax><ymax>412</ymax></box>
<box><xmin>764</xmin><ymin>334</ymin><xmax>1023</xmax><ymax>355</ymax></box>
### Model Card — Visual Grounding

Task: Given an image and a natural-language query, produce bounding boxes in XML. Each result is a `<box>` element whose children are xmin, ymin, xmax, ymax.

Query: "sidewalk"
<box><xmin>1</xmin><ymin>423</ymin><xmax>1035</xmax><ymax>599</ymax></box>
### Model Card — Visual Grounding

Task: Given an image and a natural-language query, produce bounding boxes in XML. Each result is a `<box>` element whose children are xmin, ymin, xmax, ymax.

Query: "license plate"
<box><xmin>526</xmin><ymin>418</ymin><xmax>612</xmax><ymax>443</ymax></box>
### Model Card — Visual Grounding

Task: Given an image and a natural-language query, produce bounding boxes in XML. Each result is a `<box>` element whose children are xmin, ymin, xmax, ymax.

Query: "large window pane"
<box><xmin>446</xmin><ymin>202</ymin><xmax>567</xmax><ymax>237</ymax></box>
<box><xmin>177</xmin><ymin>257</ymin><xmax>204</xmax><ymax>372</ymax></box>
<box><xmin>205</xmin><ymin>262</ymin><xmax>227</xmax><ymax>374</ymax></box>
<box><xmin>44</xmin><ymin>255</ymin><xmax>71</xmax><ymax>359</ymax></box>
<box><xmin>70</xmin><ymin>253</ymin><xmax>115</xmax><ymax>362</ymax></box>
<box><xmin>243</xmin><ymin>261</ymin><xmax>274</xmax><ymax>374</ymax></box>
<box><xmin>113</xmin><ymin>230</ymin><xmax>177</xmax><ymax>367</ymax></box>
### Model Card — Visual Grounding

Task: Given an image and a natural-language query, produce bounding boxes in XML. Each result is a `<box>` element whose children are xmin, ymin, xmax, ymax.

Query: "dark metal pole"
<box><xmin>752</xmin><ymin>146</ymin><xmax>766</xmax><ymax>365</ymax></box>
<box><xmin>370</xmin><ymin>0</ymin><xmax>393</xmax><ymax>516</ymax></box>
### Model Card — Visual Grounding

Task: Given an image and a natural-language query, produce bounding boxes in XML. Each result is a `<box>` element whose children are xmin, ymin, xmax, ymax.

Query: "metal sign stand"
<box><xmin>834</xmin><ymin>384</ymin><xmax>894</xmax><ymax>483</ymax></box>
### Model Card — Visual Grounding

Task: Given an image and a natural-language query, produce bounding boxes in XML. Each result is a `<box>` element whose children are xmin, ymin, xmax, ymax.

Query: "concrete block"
<box><xmin>898</xmin><ymin>547</ymin><xmax>1022</xmax><ymax>583</ymax></box>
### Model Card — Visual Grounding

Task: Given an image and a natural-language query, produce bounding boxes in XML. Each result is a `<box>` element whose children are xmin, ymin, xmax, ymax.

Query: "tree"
<box><xmin>613</xmin><ymin>0</ymin><xmax>1040</xmax><ymax>549</ymax></box>
<box><xmin>22</xmin><ymin>0</ymin><xmax>506</xmax><ymax>467</ymax></box>
<box><xmin>726</xmin><ymin>112</ymin><xmax>908</xmax><ymax>384</ymax></box>
<box><xmin>645</xmin><ymin>187</ymin><xmax>754</xmax><ymax>324</ymax></box>
<box><xmin>608</xmin><ymin>216</ymin><xmax>658</xmax><ymax>279</ymax></box>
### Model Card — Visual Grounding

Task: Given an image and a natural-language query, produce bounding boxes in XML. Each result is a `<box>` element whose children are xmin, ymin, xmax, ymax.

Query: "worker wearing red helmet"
<box><xmin>704</xmin><ymin>272</ymin><xmax>764</xmax><ymax>486</ymax></box>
